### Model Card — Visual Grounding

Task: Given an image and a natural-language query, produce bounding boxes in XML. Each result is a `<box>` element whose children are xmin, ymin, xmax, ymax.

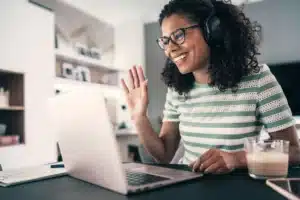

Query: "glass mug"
<box><xmin>244</xmin><ymin>138</ymin><xmax>289</xmax><ymax>179</ymax></box>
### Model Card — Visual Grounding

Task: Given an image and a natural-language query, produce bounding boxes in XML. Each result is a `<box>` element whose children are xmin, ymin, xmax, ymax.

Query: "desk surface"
<box><xmin>1</xmin><ymin>164</ymin><xmax>300</xmax><ymax>200</ymax></box>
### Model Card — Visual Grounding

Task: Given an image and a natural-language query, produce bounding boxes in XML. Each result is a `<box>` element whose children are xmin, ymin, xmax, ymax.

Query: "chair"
<box><xmin>138</xmin><ymin>145</ymin><xmax>156</xmax><ymax>164</ymax></box>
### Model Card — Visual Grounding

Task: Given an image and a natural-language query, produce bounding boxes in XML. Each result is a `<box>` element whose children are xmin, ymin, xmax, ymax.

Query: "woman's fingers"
<box><xmin>200</xmin><ymin>153</ymin><xmax>220</xmax><ymax>172</ymax></box>
<box><xmin>132</xmin><ymin>66</ymin><xmax>140</xmax><ymax>88</ymax></box>
<box><xmin>204</xmin><ymin>160</ymin><xmax>223</xmax><ymax>174</ymax></box>
<box><xmin>216</xmin><ymin>167</ymin><xmax>228</xmax><ymax>174</ymax></box>
<box><xmin>128</xmin><ymin>68</ymin><xmax>135</xmax><ymax>89</ymax></box>
<box><xmin>127</xmin><ymin>66</ymin><xmax>145</xmax><ymax>90</ymax></box>
<box><xmin>192</xmin><ymin>158</ymin><xmax>202</xmax><ymax>172</ymax></box>
<box><xmin>121</xmin><ymin>79</ymin><xmax>129</xmax><ymax>94</ymax></box>
<box><xmin>137</xmin><ymin>66</ymin><xmax>145</xmax><ymax>83</ymax></box>
<box><xmin>141</xmin><ymin>79</ymin><xmax>148</xmax><ymax>99</ymax></box>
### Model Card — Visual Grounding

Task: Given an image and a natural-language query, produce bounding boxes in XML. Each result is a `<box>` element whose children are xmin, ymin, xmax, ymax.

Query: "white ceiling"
<box><xmin>57</xmin><ymin>0</ymin><xmax>263</xmax><ymax>26</ymax></box>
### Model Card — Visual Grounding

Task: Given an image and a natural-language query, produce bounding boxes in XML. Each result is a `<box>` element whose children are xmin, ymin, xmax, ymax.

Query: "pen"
<box><xmin>50</xmin><ymin>164</ymin><xmax>64</xmax><ymax>168</ymax></box>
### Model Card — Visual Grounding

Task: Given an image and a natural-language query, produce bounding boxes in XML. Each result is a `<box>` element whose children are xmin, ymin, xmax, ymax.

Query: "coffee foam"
<box><xmin>247</xmin><ymin>151</ymin><xmax>288</xmax><ymax>177</ymax></box>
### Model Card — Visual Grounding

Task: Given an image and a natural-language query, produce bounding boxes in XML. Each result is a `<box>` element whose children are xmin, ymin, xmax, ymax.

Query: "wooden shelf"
<box><xmin>0</xmin><ymin>106</ymin><xmax>24</xmax><ymax>111</ymax></box>
<box><xmin>55</xmin><ymin>49</ymin><xmax>122</xmax><ymax>72</ymax></box>
<box><xmin>115</xmin><ymin>129</ymin><xmax>138</xmax><ymax>136</ymax></box>
<box><xmin>0</xmin><ymin>71</ymin><xmax>24</xmax><ymax>147</ymax></box>
<box><xmin>0</xmin><ymin>143</ymin><xmax>25</xmax><ymax>148</ymax></box>
<box><xmin>55</xmin><ymin>77</ymin><xmax>120</xmax><ymax>91</ymax></box>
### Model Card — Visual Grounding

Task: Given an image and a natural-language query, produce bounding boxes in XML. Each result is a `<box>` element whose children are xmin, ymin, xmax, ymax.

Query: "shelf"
<box><xmin>0</xmin><ymin>143</ymin><xmax>25</xmax><ymax>148</ymax></box>
<box><xmin>55</xmin><ymin>49</ymin><xmax>122</xmax><ymax>72</ymax></box>
<box><xmin>0</xmin><ymin>106</ymin><xmax>24</xmax><ymax>111</ymax></box>
<box><xmin>0</xmin><ymin>71</ymin><xmax>24</xmax><ymax>146</ymax></box>
<box><xmin>54</xmin><ymin>77</ymin><xmax>121</xmax><ymax>98</ymax></box>
<box><xmin>115</xmin><ymin>129</ymin><xmax>138</xmax><ymax>136</ymax></box>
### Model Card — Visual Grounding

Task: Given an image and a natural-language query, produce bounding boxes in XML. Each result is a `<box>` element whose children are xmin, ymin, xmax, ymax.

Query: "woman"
<box><xmin>121</xmin><ymin>0</ymin><xmax>300</xmax><ymax>174</ymax></box>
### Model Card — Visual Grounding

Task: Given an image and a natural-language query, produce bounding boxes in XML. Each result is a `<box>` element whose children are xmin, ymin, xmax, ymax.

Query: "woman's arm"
<box><xmin>134</xmin><ymin>117</ymin><xmax>181</xmax><ymax>164</ymax></box>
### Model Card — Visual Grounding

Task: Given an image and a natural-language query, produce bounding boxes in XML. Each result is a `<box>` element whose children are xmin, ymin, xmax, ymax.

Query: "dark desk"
<box><xmin>1</xmin><ymin>164</ymin><xmax>300</xmax><ymax>200</ymax></box>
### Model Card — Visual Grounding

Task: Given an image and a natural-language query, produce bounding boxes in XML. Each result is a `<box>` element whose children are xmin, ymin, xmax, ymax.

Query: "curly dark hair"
<box><xmin>159</xmin><ymin>0</ymin><xmax>261</xmax><ymax>95</ymax></box>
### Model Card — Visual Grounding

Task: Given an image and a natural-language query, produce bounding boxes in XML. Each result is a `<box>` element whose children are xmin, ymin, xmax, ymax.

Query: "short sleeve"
<box><xmin>257</xmin><ymin>64</ymin><xmax>295</xmax><ymax>132</ymax></box>
<box><xmin>162</xmin><ymin>88</ymin><xmax>180</xmax><ymax>122</ymax></box>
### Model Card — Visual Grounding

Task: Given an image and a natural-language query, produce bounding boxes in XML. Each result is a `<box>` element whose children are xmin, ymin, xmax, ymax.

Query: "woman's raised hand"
<box><xmin>121</xmin><ymin>66</ymin><xmax>149</xmax><ymax>120</ymax></box>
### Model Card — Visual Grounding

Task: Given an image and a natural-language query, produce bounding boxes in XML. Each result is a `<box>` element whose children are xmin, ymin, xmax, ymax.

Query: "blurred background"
<box><xmin>0</xmin><ymin>0</ymin><xmax>299</xmax><ymax>169</ymax></box>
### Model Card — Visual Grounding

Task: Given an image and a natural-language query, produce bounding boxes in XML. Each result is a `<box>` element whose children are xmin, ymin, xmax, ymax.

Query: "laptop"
<box><xmin>50</xmin><ymin>87</ymin><xmax>202</xmax><ymax>195</ymax></box>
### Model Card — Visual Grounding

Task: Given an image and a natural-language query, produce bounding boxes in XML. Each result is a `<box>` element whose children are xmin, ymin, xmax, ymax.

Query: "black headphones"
<box><xmin>201</xmin><ymin>0</ymin><xmax>224</xmax><ymax>47</ymax></box>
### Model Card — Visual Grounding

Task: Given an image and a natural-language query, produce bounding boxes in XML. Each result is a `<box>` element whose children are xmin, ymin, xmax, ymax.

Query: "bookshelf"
<box><xmin>55</xmin><ymin>52</ymin><xmax>120</xmax><ymax>87</ymax></box>
<box><xmin>54</xmin><ymin>77</ymin><xmax>120</xmax><ymax>97</ymax></box>
<box><xmin>55</xmin><ymin>49</ymin><xmax>121</xmax><ymax>72</ymax></box>
<box><xmin>52</xmin><ymin>1</ymin><xmax>138</xmax><ymax>160</ymax></box>
<box><xmin>0</xmin><ymin>106</ymin><xmax>24</xmax><ymax>111</ymax></box>
<box><xmin>0</xmin><ymin>70</ymin><xmax>24</xmax><ymax>147</ymax></box>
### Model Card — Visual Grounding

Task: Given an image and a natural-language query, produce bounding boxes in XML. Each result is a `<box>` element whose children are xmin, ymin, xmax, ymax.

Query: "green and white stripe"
<box><xmin>163</xmin><ymin>64</ymin><xmax>295</xmax><ymax>164</ymax></box>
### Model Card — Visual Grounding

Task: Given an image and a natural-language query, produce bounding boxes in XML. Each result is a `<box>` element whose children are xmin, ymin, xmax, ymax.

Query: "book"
<box><xmin>0</xmin><ymin>162</ymin><xmax>67</xmax><ymax>187</ymax></box>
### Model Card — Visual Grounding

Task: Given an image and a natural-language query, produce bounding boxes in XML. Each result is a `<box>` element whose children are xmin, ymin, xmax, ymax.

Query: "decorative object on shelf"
<box><xmin>98</xmin><ymin>72</ymin><xmax>118</xmax><ymax>85</ymax></box>
<box><xmin>100</xmin><ymin>74</ymin><xmax>110</xmax><ymax>84</ymax></box>
<box><xmin>61</xmin><ymin>63</ymin><xmax>75</xmax><ymax>80</ymax></box>
<box><xmin>55</xmin><ymin>90</ymin><xmax>61</xmax><ymax>95</ymax></box>
<box><xmin>117</xmin><ymin>104</ymin><xmax>128</xmax><ymax>130</ymax></box>
<box><xmin>57</xmin><ymin>21</ymin><xmax>103</xmax><ymax>61</ymax></box>
<box><xmin>74</xmin><ymin>66</ymin><xmax>91</xmax><ymax>82</ymax></box>
<box><xmin>74</xmin><ymin>42</ymin><xmax>89</xmax><ymax>57</ymax></box>
<box><xmin>54</xmin><ymin>0</ymin><xmax>116</xmax><ymax>82</ymax></box>
<box><xmin>0</xmin><ymin>124</ymin><xmax>6</xmax><ymax>136</ymax></box>
<box><xmin>55</xmin><ymin>24</ymin><xmax>74</xmax><ymax>54</ymax></box>
<box><xmin>118</xmin><ymin>122</ymin><xmax>128</xmax><ymax>130</ymax></box>
<box><xmin>0</xmin><ymin>135</ymin><xmax>20</xmax><ymax>146</ymax></box>
<box><xmin>61</xmin><ymin>62</ymin><xmax>91</xmax><ymax>82</ymax></box>
<box><xmin>74</xmin><ymin>43</ymin><xmax>102</xmax><ymax>60</ymax></box>
<box><xmin>0</xmin><ymin>71</ymin><xmax>24</xmax><ymax>146</ymax></box>
<box><xmin>90</xmin><ymin>47</ymin><xmax>101</xmax><ymax>59</ymax></box>
<box><xmin>0</xmin><ymin>87</ymin><xmax>9</xmax><ymax>107</ymax></box>
<box><xmin>55</xmin><ymin>33</ymin><xmax>58</xmax><ymax>49</ymax></box>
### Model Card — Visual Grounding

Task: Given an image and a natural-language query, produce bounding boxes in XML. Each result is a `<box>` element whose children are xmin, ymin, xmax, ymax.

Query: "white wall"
<box><xmin>144</xmin><ymin>22</ymin><xmax>168</xmax><ymax>132</ymax></box>
<box><xmin>114</xmin><ymin>20</ymin><xmax>146</xmax><ymax>161</ymax></box>
<box><xmin>115</xmin><ymin>19</ymin><xmax>146</xmax><ymax>130</ymax></box>
<box><xmin>0</xmin><ymin>0</ymin><xmax>56</xmax><ymax>169</ymax></box>
<box><xmin>244</xmin><ymin>0</ymin><xmax>300</xmax><ymax>64</ymax></box>
<box><xmin>0</xmin><ymin>1</ymin><xmax>147</xmax><ymax>167</ymax></box>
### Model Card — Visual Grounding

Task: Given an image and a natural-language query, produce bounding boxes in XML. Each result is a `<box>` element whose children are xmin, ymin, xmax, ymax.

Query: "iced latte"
<box><xmin>245</xmin><ymin>139</ymin><xmax>289</xmax><ymax>179</ymax></box>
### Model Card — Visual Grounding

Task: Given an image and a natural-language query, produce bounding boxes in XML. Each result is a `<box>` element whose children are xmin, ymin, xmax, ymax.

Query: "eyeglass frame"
<box><xmin>156</xmin><ymin>24</ymin><xmax>200</xmax><ymax>50</ymax></box>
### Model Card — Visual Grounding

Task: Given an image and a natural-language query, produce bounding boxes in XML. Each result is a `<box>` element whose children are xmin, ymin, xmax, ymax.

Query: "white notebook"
<box><xmin>0</xmin><ymin>162</ymin><xmax>67</xmax><ymax>187</ymax></box>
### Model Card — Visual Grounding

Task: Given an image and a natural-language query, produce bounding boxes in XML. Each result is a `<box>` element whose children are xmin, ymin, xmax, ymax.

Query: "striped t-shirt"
<box><xmin>163</xmin><ymin>64</ymin><xmax>295</xmax><ymax>164</ymax></box>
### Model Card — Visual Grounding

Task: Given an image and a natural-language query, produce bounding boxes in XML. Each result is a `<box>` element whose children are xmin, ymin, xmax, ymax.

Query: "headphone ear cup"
<box><xmin>205</xmin><ymin>14</ymin><xmax>223</xmax><ymax>46</ymax></box>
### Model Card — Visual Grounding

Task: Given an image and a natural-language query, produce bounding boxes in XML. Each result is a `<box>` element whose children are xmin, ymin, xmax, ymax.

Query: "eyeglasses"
<box><xmin>156</xmin><ymin>24</ymin><xmax>200</xmax><ymax>50</ymax></box>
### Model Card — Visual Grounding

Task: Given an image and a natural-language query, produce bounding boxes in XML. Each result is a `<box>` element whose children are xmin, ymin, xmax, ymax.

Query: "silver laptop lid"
<box><xmin>50</xmin><ymin>87</ymin><xmax>127</xmax><ymax>194</ymax></box>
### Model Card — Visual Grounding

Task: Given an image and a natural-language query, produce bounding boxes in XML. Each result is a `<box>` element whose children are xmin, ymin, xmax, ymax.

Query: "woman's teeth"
<box><xmin>173</xmin><ymin>54</ymin><xmax>186</xmax><ymax>62</ymax></box>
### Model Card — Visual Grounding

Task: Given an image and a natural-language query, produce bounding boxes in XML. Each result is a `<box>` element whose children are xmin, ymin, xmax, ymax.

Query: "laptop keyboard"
<box><xmin>126</xmin><ymin>171</ymin><xmax>170</xmax><ymax>186</ymax></box>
